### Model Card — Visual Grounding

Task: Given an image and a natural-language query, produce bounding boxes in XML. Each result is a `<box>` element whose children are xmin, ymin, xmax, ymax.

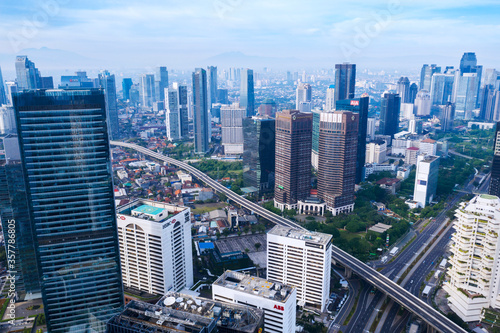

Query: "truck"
<box><xmin>434</xmin><ymin>270</ymin><xmax>441</xmax><ymax>279</ymax></box>
<box><xmin>422</xmin><ymin>285</ymin><xmax>432</xmax><ymax>298</ymax></box>
<box><xmin>439</xmin><ymin>259</ymin><xmax>447</xmax><ymax>269</ymax></box>
<box><xmin>389</xmin><ymin>247</ymin><xmax>400</xmax><ymax>256</ymax></box>
<box><xmin>381</xmin><ymin>256</ymin><xmax>388</xmax><ymax>264</ymax></box>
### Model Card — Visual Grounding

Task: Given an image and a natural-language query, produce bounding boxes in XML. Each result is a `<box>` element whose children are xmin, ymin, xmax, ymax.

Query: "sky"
<box><xmin>0</xmin><ymin>0</ymin><xmax>500</xmax><ymax>72</ymax></box>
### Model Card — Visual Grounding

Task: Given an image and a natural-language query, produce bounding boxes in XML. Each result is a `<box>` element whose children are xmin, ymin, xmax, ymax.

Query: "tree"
<box><xmin>218</xmin><ymin>193</ymin><xmax>227</xmax><ymax>202</ymax></box>
<box><xmin>222</xmin><ymin>229</ymin><xmax>231</xmax><ymax>237</ymax></box>
<box><xmin>255</xmin><ymin>242</ymin><xmax>261</xmax><ymax>250</ymax></box>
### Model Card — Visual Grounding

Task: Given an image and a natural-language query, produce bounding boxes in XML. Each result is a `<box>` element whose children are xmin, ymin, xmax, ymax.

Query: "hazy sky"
<box><xmin>1</xmin><ymin>0</ymin><xmax>500</xmax><ymax>70</ymax></box>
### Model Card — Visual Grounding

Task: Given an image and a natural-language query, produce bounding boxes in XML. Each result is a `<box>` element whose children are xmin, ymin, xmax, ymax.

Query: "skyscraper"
<box><xmin>459</xmin><ymin>52</ymin><xmax>478</xmax><ymax>73</ymax></box>
<box><xmin>274</xmin><ymin>110</ymin><xmax>312</xmax><ymax>211</ymax></box>
<box><xmin>221</xmin><ymin>103</ymin><xmax>246</xmax><ymax>155</ymax></box>
<box><xmin>207</xmin><ymin>66</ymin><xmax>218</xmax><ymax>110</ymax></box>
<box><xmin>409</xmin><ymin>83</ymin><xmax>419</xmax><ymax>103</ymax></box>
<box><xmin>413</xmin><ymin>154</ymin><xmax>440</xmax><ymax>207</ymax></box>
<box><xmin>311</xmin><ymin>109</ymin><xmax>321</xmax><ymax>169</ymax></box>
<box><xmin>414</xmin><ymin>90</ymin><xmax>432</xmax><ymax>116</ymax></box>
<box><xmin>12</xmin><ymin>89</ymin><xmax>124</xmax><ymax>332</ymax></box>
<box><xmin>430</xmin><ymin>73</ymin><xmax>455</xmax><ymax>105</ymax></box>
<box><xmin>243</xmin><ymin>116</ymin><xmax>276</xmax><ymax>196</ymax></box>
<box><xmin>336</xmin><ymin>94</ymin><xmax>369</xmax><ymax>184</ymax></box>
<box><xmin>165</xmin><ymin>87</ymin><xmax>180</xmax><ymax>141</ymax></box>
<box><xmin>445</xmin><ymin>194</ymin><xmax>500</xmax><ymax>322</ymax></box>
<box><xmin>379</xmin><ymin>92</ymin><xmax>401</xmax><ymax>139</ymax></box>
<box><xmin>317</xmin><ymin>111</ymin><xmax>358</xmax><ymax>215</ymax></box>
<box><xmin>141</xmin><ymin>74</ymin><xmax>155</xmax><ymax>108</ymax></box>
<box><xmin>98</xmin><ymin>70</ymin><xmax>119</xmax><ymax>140</ymax></box>
<box><xmin>0</xmin><ymin>66</ymin><xmax>6</xmax><ymax>105</ymax></box>
<box><xmin>452</xmin><ymin>71</ymin><xmax>479</xmax><ymax>120</ymax></box>
<box><xmin>173</xmin><ymin>82</ymin><xmax>189</xmax><ymax>138</ymax></box>
<box><xmin>325</xmin><ymin>85</ymin><xmax>335</xmax><ymax>111</ymax></box>
<box><xmin>240</xmin><ymin>69</ymin><xmax>255</xmax><ymax>117</ymax></box>
<box><xmin>122</xmin><ymin>78</ymin><xmax>133</xmax><ymax>100</ymax></box>
<box><xmin>440</xmin><ymin>102</ymin><xmax>456</xmax><ymax>132</ymax></box>
<box><xmin>420</xmin><ymin>64</ymin><xmax>441</xmax><ymax>91</ymax></box>
<box><xmin>397</xmin><ymin>77</ymin><xmax>410</xmax><ymax>103</ymax></box>
<box><xmin>489</xmin><ymin>123</ymin><xmax>500</xmax><ymax>197</ymax></box>
<box><xmin>15</xmin><ymin>55</ymin><xmax>42</xmax><ymax>90</ymax></box>
<box><xmin>481</xmin><ymin>86</ymin><xmax>500</xmax><ymax>122</ymax></box>
<box><xmin>296</xmin><ymin>83</ymin><xmax>312</xmax><ymax>111</ymax></box>
<box><xmin>334</xmin><ymin>63</ymin><xmax>356</xmax><ymax>106</ymax></box>
<box><xmin>155</xmin><ymin>66</ymin><xmax>169</xmax><ymax>102</ymax></box>
<box><xmin>193</xmin><ymin>68</ymin><xmax>209</xmax><ymax>153</ymax></box>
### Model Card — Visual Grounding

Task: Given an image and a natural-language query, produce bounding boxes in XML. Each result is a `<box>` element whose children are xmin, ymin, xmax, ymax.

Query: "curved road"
<box><xmin>112</xmin><ymin>141</ymin><xmax>466</xmax><ymax>333</ymax></box>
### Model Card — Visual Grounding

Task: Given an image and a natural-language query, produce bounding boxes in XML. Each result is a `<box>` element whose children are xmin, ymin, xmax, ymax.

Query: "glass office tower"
<box><xmin>12</xmin><ymin>89</ymin><xmax>124</xmax><ymax>333</ymax></box>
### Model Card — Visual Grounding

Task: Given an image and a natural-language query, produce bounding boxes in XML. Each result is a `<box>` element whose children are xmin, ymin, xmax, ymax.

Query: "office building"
<box><xmin>267</xmin><ymin>225</ymin><xmax>332</xmax><ymax>311</ymax></box>
<box><xmin>489</xmin><ymin>123</ymin><xmax>500</xmax><ymax>197</ymax></box>
<box><xmin>243</xmin><ymin>116</ymin><xmax>276</xmax><ymax>196</ymax></box>
<box><xmin>397</xmin><ymin>77</ymin><xmax>410</xmax><ymax>103</ymax></box>
<box><xmin>193</xmin><ymin>69</ymin><xmax>210</xmax><ymax>153</ymax></box>
<box><xmin>480</xmin><ymin>85</ymin><xmax>500</xmax><ymax>122</ymax></box>
<box><xmin>296</xmin><ymin>83</ymin><xmax>312</xmax><ymax>110</ymax></box>
<box><xmin>420</xmin><ymin>64</ymin><xmax>441</xmax><ymax>91</ymax></box>
<box><xmin>257</xmin><ymin>98</ymin><xmax>277</xmax><ymax>117</ymax></box>
<box><xmin>217</xmin><ymin>88</ymin><xmax>229</xmax><ymax>104</ymax></box>
<box><xmin>317</xmin><ymin>111</ymin><xmax>358</xmax><ymax>215</ymax></box>
<box><xmin>420</xmin><ymin>138</ymin><xmax>437</xmax><ymax>156</ymax></box>
<box><xmin>5</xmin><ymin>82</ymin><xmax>17</xmax><ymax>106</ymax></box>
<box><xmin>453</xmin><ymin>71</ymin><xmax>479</xmax><ymax>120</ymax></box>
<box><xmin>336</xmin><ymin>94</ymin><xmax>369</xmax><ymax>183</ymax></box>
<box><xmin>274</xmin><ymin>110</ymin><xmax>313</xmax><ymax>211</ymax></box>
<box><xmin>405</xmin><ymin>146</ymin><xmax>419</xmax><ymax>165</ymax></box>
<box><xmin>409</xmin><ymin>83</ymin><xmax>419</xmax><ymax>103</ymax></box>
<box><xmin>367</xmin><ymin>117</ymin><xmax>376</xmax><ymax>141</ymax></box>
<box><xmin>325</xmin><ymin>85</ymin><xmax>336</xmax><ymax>111</ymax></box>
<box><xmin>440</xmin><ymin>102</ymin><xmax>456</xmax><ymax>132</ymax></box>
<box><xmin>166</xmin><ymin>87</ymin><xmax>181</xmax><ymax>141</ymax></box>
<box><xmin>444</xmin><ymin>194</ymin><xmax>500</xmax><ymax>322</ymax></box>
<box><xmin>155</xmin><ymin>66</ymin><xmax>169</xmax><ymax>102</ymax></box>
<box><xmin>12</xmin><ymin>89</ymin><xmax>124</xmax><ymax>332</ymax></box>
<box><xmin>430</xmin><ymin>73</ymin><xmax>455</xmax><ymax>105</ymax></box>
<box><xmin>213</xmin><ymin>270</ymin><xmax>296</xmax><ymax>333</ymax></box>
<box><xmin>173</xmin><ymin>82</ymin><xmax>189</xmax><ymax>138</ymax></box>
<box><xmin>366</xmin><ymin>140</ymin><xmax>387</xmax><ymax>164</ymax></box>
<box><xmin>400</xmin><ymin>103</ymin><xmax>415</xmax><ymax>121</ymax></box>
<box><xmin>221</xmin><ymin>103</ymin><xmax>246</xmax><ymax>155</ymax></box>
<box><xmin>141</xmin><ymin>74</ymin><xmax>155</xmax><ymax>108</ymax></box>
<box><xmin>59</xmin><ymin>71</ymin><xmax>95</xmax><ymax>90</ymax></box>
<box><xmin>207</xmin><ymin>66</ymin><xmax>218</xmax><ymax>110</ymax></box>
<box><xmin>98</xmin><ymin>70</ymin><xmax>119</xmax><ymax>140</ymax></box>
<box><xmin>414</xmin><ymin>90</ymin><xmax>432</xmax><ymax>116</ymax></box>
<box><xmin>413</xmin><ymin>154</ymin><xmax>440</xmax><ymax>207</ymax></box>
<box><xmin>0</xmin><ymin>66</ymin><xmax>6</xmax><ymax>105</ymax></box>
<box><xmin>15</xmin><ymin>55</ymin><xmax>42</xmax><ymax>90</ymax></box>
<box><xmin>334</xmin><ymin>63</ymin><xmax>356</xmax><ymax>106</ymax></box>
<box><xmin>311</xmin><ymin>109</ymin><xmax>321</xmax><ymax>169</ymax></box>
<box><xmin>107</xmin><ymin>294</ymin><xmax>264</xmax><ymax>333</ymax></box>
<box><xmin>379</xmin><ymin>92</ymin><xmax>401</xmax><ymax>139</ymax></box>
<box><xmin>0</xmin><ymin>106</ymin><xmax>16</xmax><ymax>134</ymax></box>
<box><xmin>240</xmin><ymin>69</ymin><xmax>255</xmax><ymax>117</ymax></box>
<box><xmin>459</xmin><ymin>52</ymin><xmax>478</xmax><ymax>73</ymax></box>
<box><xmin>117</xmin><ymin>199</ymin><xmax>193</xmax><ymax>295</ymax></box>
<box><xmin>122</xmin><ymin>78</ymin><xmax>133</xmax><ymax>100</ymax></box>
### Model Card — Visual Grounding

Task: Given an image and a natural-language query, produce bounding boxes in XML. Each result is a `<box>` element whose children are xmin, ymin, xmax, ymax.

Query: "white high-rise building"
<box><xmin>117</xmin><ymin>199</ymin><xmax>193</xmax><ymax>295</ymax></box>
<box><xmin>267</xmin><ymin>225</ymin><xmax>332</xmax><ymax>311</ymax></box>
<box><xmin>400</xmin><ymin>103</ymin><xmax>415</xmax><ymax>121</ymax></box>
<box><xmin>325</xmin><ymin>85</ymin><xmax>336</xmax><ymax>111</ymax></box>
<box><xmin>221</xmin><ymin>102</ymin><xmax>246</xmax><ymax>155</ymax></box>
<box><xmin>165</xmin><ymin>88</ymin><xmax>180</xmax><ymax>141</ymax></box>
<box><xmin>366</xmin><ymin>117</ymin><xmax>376</xmax><ymax>140</ymax></box>
<box><xmin>444</xmin><ymin>195</ymin><xmax>500</xmax><ymax>322</ymax></box>
<box><xmin>414</xmin><ymin>90</ymin><xmax>432</xmax><ymax>116</ymax></box>
<box><xmin>296</xmin><ymin>83</ymin><xmax>312</xmax><ymax>110</ymax></box>
<box><xmin>365</xmin><ymin>140</ymin><xmax>387</xmax><ymax>164</ymax></box>
<box><xmin>213</xmin><ymin>270</ymin><xmax>296</xmax><ymax>333</ymax></box>
<box><xmin>413</xmin><ymin>155</ymin><xmax>439</xmax><ymax>207</ymax></box>
<box><xmin>419</xmin><ymin>138</ymin><xmax>437</xmax><ymax>156</ymax></box>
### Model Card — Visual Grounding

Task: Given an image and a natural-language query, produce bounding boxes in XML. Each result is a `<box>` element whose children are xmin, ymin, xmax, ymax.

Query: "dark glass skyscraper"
<box><xmin>243</xmin><ymin>116</ymin><xmax>276</xmax><ymax>197</ymax></box>
<box><xmin>155</xmin><ymin>66</ymin><xmax>169</xmax><ymax>102</ymax></box>
<box><xmin>0</xmin><ymin>66</ymin><xmax>6</xmax><ymax>105</ymax></box>
<box><xmin>460</xmin><ymin>52</ymin><xmax>478</xmax><ymax>73</ymax></box>
<box><xmin>193</xmin><ymin>69</ymin><xmax>209</xmax><ymax>153</ymax></box>
<box><xmin>397</xmin><ymin>77</ymin><xmax>410</xmax><ymax>103</ymax></box>
<box><xmin>12</xmin><ymin>89</ymin><xmax>124</xmax><ymax>332</ymax></box>
<box><xmin>98</xmin><ymin>70</ymin><xmax>119</xmax><ymax>140</ymax></box>
<box><xmin>122</xmin><ymin>78</ymin><xmax>133</xmax><ymax>100</ymax></box>
<box><xmin>240</xmin><ymin>69</ymin><xmax>255</xmax><ymax>117</ymax></box>
<box><xmin>489</xmin><ymin>122</ymin><xmax>500</xmax><ymax>197</ymax></box>
<box><xmin>379</xmin><ymin>92</ymin><xmax>401</xmax><ymax>139</ymax></box>
<box><xmin>336</xmin><ymin>94</ymin><xmax>369</xmax><ymax>183</ymax></box>
<box><xmin>15</xmin><ymin>55</ymin><xmax>42</xmax><ymax>90</ymax></box>
<box><xmin>334</xmin><ymin>63</ymin><xmax>356</xmax><ymax>106</ymax></box>
<box><xmin>207</xmin><ymin>66</ymin><xmax>218</xmax><ymax>110</ymax></box>
<box><xmin>409</xmin><ymin>83</ymin><xmax>419</xmax><ymax>103</ymax></box>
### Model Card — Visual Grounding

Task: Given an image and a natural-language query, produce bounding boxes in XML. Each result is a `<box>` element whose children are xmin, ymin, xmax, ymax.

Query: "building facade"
<box><xmin>12</xmin><ymin>89</ymin><xmax>124</xmax><ymax>332</ymax></box>
<box><xmin>444</xmin><ymin>195</ymin><xmax>500</xmax><ymax>322</ymax></box>
<box><xmin>221</xmin><ymin>103</ymin><xmax>246</xmax><ymax>155</ymax></box>
<box><xmin>334</xmin><ymin>63</ymin><xmax>356</xmax><ymax>106</ymax></box>
<box><xmin>379</xmin><ymin>92</ymin><xmax>401</xmax><ymax>139</ymax></box>
<box><xmin>267</xmin><ymin>226</ymin><xmax>332</xmax><ymax>311</ymax></box>
<box><xmin>193</xmin><ymin>68</ymin><xmax>210</xmax><ymax>153</ymax></box>
<box><xmin>165</xmin><ymin>88</ymin><xmax>181</xmax><ymax>141</ymax></box>
<box><xmin>240</xmin><ymin>69</ymin><xmax>255</xmax><ymax>117</ymax></box>
<box><xmin>213</xmin><ymin>270</ymin><xmax>296</xmax><ymax>333</ymax></box>
<box><xmin>98</xmin><ymin>70</ymin><xmax>119</xmax><ymax>140</ymax></box>
<box><xmin>117</xmin><ymin>200</ymin><xmax>193</xmax><ymax>295</ymax></box>
<box><xmin>274</xmin><ymin>110</ymin><xmax>313</xmax><ymax>211</ymax></box>
<box><xmin>489</xmin><ymin>123</ymin><xmax>500</xmax><ymax>197</ymax></box>
<box><xmin>413</xmin><ymin>154</ymin><xmax>440</xmax><ymax>207</ymax></box>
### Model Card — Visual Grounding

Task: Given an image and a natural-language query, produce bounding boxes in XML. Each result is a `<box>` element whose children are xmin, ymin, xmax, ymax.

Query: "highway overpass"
<box><xmin>112</xmin><ymin>141</ymin><xmax>466</xmax><ymax>333</ymax></box>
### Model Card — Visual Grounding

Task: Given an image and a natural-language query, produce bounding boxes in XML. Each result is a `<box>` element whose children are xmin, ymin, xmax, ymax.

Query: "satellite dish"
<box><xmin>164</xmin><ymin>297</ymin><xmax>176</xmax><ymax>306</ymax></box>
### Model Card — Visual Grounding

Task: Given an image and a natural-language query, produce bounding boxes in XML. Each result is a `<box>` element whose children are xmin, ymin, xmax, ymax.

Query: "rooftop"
<box><xmin>213</xmin><ymin>270</ymin><xmax>294</xmax><ymax>303</ymax></box>
<box><xmin>421</xmin><ymin>138</ymin><xmax>436</xmax><ymax>143</ymax></box>
<box><xmin>268</xmin><ymin>225</ymin><xmax>332</xmax><ymax>245</ymax></box>
<box><xmin>117</xmin><ymin>199</ymin><xmax>188</xmax><ymax>224</ymax></box>
<box><xmin>407</xmin><ymin>146</ymin><xmax>419</xmax><ymax>151</ymax></box>
<box><xmin>133</xmin><ymin>204</ymin><xmax>165</xmax><ymax>216</ymax></box>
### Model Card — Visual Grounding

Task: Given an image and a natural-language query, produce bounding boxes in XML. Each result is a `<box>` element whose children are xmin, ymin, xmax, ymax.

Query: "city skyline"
<box><xmin>1</xmin><ymin>1</ymin><xmax>500</xmax><ymax>71</ymax></box>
